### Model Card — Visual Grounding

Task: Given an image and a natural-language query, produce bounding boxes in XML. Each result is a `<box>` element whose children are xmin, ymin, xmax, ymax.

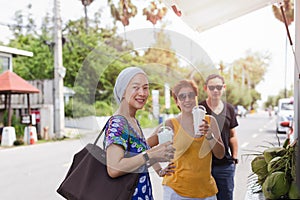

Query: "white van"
<box><xmin>276</xmin><ymin>97</ymin><xmax>294</xmax><ymax>133</ymax></box>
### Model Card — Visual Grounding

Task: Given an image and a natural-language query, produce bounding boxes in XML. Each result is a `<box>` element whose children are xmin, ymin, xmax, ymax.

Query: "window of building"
<box><xmin>0</xmin><ymin>55</ymin><xmax>10</xmax><ymax>73</ymax></box>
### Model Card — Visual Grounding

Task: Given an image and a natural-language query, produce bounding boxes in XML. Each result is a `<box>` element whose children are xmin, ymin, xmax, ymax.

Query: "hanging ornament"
<box><xmin>143</xmin><ymin>1</ymin><xmax>168</xmax><ymax>25</ymax></box>
<box><xmin>110</xmin><ymin>0</ymin><xmax>137</xmax><ymax>26</ymax></box>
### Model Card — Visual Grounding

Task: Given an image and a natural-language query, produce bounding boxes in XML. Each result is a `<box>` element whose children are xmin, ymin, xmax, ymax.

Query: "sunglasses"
<box><xmin>178</xmin><ymin>92</ymin><xmax>196</xmax><ymax>101</ymax></box>
<box><xmin>207</xmin><ymin>85</ymin><xmax>223</xmax><ymax>91</ymax></box>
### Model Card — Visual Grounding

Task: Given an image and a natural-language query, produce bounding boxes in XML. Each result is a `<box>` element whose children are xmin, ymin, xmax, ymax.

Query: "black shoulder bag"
<box><xmin>57</xmin><ymin>119</ymin><xmax>140</xmax><ymax>200</ymax></box>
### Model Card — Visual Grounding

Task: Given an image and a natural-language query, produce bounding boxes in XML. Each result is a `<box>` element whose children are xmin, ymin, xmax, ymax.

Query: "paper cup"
<box><xmin>158</xmin><ymin>126</ymin><xmax>173</xmax><ymax>144</ymax></box>
<box><xmin>192</xmin><ymin>105</ymin><xmax>207</xmax><ymax>136</ymax></box>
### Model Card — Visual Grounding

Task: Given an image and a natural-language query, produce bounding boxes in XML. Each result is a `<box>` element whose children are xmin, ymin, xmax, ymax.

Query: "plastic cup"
<box><xmin>192</xmin><ymin>105</ymin><xmax>207</xmax><ymax>136</ymax></box>
<box><xmin>158</xmin><ymin>126</ymin><xmax>173</xmax><ymax>144</ymax></box>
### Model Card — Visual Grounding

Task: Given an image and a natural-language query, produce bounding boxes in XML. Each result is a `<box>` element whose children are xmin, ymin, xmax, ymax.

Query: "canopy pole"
<box><xmin>279</xmin><ymin>3</ymin><xmax>293</xmax><ymax>46</ymax></box>
<box><xmin>4</xmin><ymin>94</ymin><xmax>7</xmax><ymax>110</ymax></box>
<box><xmin>294</xmin><ymin>0</ymin><xmax>300</xmax><ymax>191</ymax></box>
<box><xmin>27</xmin><ymin>94</ymin><xmax>31</xmax><ymax>115</ymax></box>
<box><xmin>7</xmin><ymin>93</ymin><xmax>12</xmax><ymax>126</ymax></box>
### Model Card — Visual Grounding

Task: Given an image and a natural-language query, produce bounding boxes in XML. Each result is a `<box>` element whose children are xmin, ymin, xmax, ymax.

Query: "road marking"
<box><xmin>241</xmin><ymin>142</ymin><xmax>249</xmax><ymax>148</ymax></box>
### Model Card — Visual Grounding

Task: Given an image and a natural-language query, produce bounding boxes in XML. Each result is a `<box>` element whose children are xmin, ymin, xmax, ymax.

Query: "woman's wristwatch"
<box><xmin>142</xmin><ymin>151</ymin><xmax>151</xmax><ymax>167</ymax></box>
<box><xmin>205</xmin><ymin>133</ymin><xmax>215</xmax><ymax>140</ymax></box>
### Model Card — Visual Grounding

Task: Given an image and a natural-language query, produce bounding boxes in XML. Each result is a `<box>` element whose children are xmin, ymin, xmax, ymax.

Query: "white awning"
<box><xmin>163</xmin><ymin>0</ymin><xmax>282</xmax><ymax>32</ymax></box>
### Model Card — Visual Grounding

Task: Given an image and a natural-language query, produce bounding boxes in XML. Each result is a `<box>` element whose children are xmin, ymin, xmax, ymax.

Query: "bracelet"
<box><xmin>142</xmin><ymin>151</ymin><xmax>151</xmax><ymax>167</ymax></box>
<box><xmin>158</xmin><ymin>169</ymin><xmax>165</xmax><ymax>176</ymax></box>
<box><xmin>233</xmin><ymin>158</ymin><xmax>239</xmax><ymax>164</ymax></box>
<box><xmin>205</xmin><ymin>133</ymin><xmax>215</xmax><ymax>140</ymax></box>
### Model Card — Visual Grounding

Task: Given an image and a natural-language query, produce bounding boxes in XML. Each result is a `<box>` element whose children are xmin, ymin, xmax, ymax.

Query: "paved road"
<box><xmin>0</xmin><ymin>111</ymin><xmax>285</xmax><ymax>200</ymax></box>
<box><xmin>234</xmin><ymin>111</ymin><xmax>285</xmax><ymax>200</ymax></box>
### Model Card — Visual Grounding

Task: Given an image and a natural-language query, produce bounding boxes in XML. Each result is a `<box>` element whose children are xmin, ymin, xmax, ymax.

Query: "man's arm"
<box><xmin>229</xmin><ymin>128</ymin><xmax>238</xmax><ymax>163</ymax></box>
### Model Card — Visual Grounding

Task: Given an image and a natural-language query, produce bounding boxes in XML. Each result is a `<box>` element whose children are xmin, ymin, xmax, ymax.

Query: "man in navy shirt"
<box><xmin>199</xmin><ymin>74</ymin><xmax>239</xmax><ymax>200</ymax></box>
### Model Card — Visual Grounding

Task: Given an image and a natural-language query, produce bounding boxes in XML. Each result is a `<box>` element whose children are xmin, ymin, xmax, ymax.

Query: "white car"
<box><xmin>276</xmin><ymin>98</ymin><xmax>294</xmax><ymax>133</ymax></box>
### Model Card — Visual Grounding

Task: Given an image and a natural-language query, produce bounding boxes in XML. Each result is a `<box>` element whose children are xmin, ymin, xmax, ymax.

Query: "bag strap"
<box><xmin>93</xmin><ymin>124</ymin><xmax>107</xmax><ymax>146</ymax></box>
<box><xmin>92</xmin><ymin>115</ymin><xmax>130</xmax><ymax>147</ymax></box>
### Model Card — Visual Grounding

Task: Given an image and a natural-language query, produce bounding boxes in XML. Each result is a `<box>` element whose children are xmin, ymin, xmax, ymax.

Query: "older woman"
<box><xmin>105</xmin><ymin>67</ymin><xmax>175</xmax><ymax>200</ymax></box>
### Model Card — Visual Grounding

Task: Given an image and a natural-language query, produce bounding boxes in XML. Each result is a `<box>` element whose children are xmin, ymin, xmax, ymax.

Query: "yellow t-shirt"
<box><xmin>162</xmin><ymin>118</ymin><xmax>218</xmax><ymax>198</ymax></box>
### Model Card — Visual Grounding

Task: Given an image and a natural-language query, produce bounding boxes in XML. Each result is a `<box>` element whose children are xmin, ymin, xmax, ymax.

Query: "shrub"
<box><xmin>14</xmin><ymin>139</ymin><xmax>24</xmax><ymax>146</ymax></box>
<box><xmin>66</xmin><ymin>99</ymin><xmax>95</xmax><ymax>118</ymax></box>
<box><xmin>95</xmin><ymin>101</ymin><xmax>113</xmax><ymax>116</ymax></box>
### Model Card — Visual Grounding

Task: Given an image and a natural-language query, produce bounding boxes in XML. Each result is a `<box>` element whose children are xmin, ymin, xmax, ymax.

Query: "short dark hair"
<box><xmin>172</xmin><ymin>79</ymin><xmax>198</xmax><ymax>102</ymax></box>
<box><xmin>205</xmin><ymin>74</ymin><xmax>225</xmax><ymax>85</ymax></box>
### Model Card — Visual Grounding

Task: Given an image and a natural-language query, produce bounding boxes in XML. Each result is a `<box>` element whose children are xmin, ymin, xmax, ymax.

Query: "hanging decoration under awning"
<box><xmin>163</xmin><ymin>0</ymin><xmax>282</xmax><ymax>32</ymax></box>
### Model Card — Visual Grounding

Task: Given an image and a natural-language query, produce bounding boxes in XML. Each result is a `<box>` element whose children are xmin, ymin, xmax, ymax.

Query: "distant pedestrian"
<box><xmin>199</xmin><ymin>74</ymin><xmax>239</xmax><ymax>200</ymax></box>
<box><xmin>268</xmin><ymin>105</ymin><xmax>272</xmax><ymax>117</ymax></box>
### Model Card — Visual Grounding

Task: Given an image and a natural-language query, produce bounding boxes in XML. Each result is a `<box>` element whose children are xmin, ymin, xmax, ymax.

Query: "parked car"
<box><xmin>235</xmin><ymin>105</ymin><xmax>248</xmax><ymax>117</ymax></box>
<box><xmin>276</xmin><ymin>98</ymin><xmax>294</xmax><ymax>133</ymax></box>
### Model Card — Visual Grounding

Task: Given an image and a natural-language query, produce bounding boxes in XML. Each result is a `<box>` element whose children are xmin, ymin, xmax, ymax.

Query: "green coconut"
<box><xmin>257</xmin><ymin>174</ymin><xmax>267</xmax><ymax>186</ymax></box>
<box><xmin>288</xmin><ymin>181</ymin><xmax>300</xmax><ymax>199</ymax></box>
<box><xmin>267</xmin><ymin>156</ymin><xmax>284</xmax><ymax>173</ymax></box>
<box><xmin>262</xmin><ymin>171</ymin><xmax>290</xmax><ymax>199</ymax></box>
<box><xmin>263</xmin><ymin>147</ymin><xmax>287</xmax><ymax>163</ymax></box>
<box><xmin>251</xmin><ymin>155</ymin><xmax>268</xmax><ymax>177</ymax></box>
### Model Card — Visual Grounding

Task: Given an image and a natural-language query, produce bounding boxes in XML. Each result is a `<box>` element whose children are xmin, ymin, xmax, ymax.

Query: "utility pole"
<box><xmin>53</xmin><ymin>0</ymin><xmax>65</xmax><ymax>138</ymax></box>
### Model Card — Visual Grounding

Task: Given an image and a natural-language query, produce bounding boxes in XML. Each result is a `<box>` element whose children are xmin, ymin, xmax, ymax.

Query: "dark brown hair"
<box><xmin>205</xmin><ymin>74</ymin><xmax>225</xmax><ymax>85</ymax></box>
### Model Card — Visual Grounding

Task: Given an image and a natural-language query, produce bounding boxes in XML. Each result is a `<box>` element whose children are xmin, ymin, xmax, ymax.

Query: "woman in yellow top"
<box><xmin>148</xmin><ymin>80</ymin><xmax>225</xmax><ymax>200</ymax></box>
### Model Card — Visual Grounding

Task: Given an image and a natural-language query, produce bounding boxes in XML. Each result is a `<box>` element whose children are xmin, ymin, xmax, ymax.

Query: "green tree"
<box><xmin>5</xmin><ymin>5</ymin><xmax>142</xmax><ymax>118</ymax></box>
<box><xmin>230</xmin><ymin>51</ymin><xmax>269</xmax><ymax>89</ymax></box>
<box><xmin>265</xmin><ymin>85</ymin><xmax>294</xmax><ymax>108</ymax></box>
<box><xmin>143</xmin><ymin>28</ymin><xmax>179</xmax><ymax>71</ymax></box>
<box><xmin>220</xmin><ymin>51</ymin><xmax>269</xmax><ymax>108</ymax></box>
<box><xmin>8</xmin><ymin>6</ymin><xmax>53</xmax><ymax>79</ymax></box>
<box><xmin>4</xmin><ymin>3</ymin><xmax>274</xmax><ymax>119</ymax></box>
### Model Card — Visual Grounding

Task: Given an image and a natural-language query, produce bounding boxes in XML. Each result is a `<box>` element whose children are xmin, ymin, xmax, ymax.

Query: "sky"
<box><xmin>0</xmin><ymin>0</ymin><xmax>295</xmax><ymax>105</ymax></box>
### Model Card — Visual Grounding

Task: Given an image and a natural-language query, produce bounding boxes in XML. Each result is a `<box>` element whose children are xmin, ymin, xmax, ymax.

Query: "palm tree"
<box><xmin>272</xmin><ymin>0</ymin><xmax>294</xmax><ymax>98</ymax></box>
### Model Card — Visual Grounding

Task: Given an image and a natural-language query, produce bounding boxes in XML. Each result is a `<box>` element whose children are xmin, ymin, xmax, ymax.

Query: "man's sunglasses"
<box><xmin>178</xmin><ymin>92</ymin><xmax>196</xmax><ymax>101</ymax></box>
<box><xmin>207</xmin><ymin>85</ymin><xmax>223</xmax><ymax>91</ymax></box>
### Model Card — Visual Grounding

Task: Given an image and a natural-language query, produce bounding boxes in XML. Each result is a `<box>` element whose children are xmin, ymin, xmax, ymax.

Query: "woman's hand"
<box><xmin>200</xmin><ymin>116</ymin><xmax>225</xmax><ymax>159</ymax></box>
<box><xmin>199</xmin><ymin>119</ymin><xmax>213</xmax><ymax>139</ymax></box>
<box><xmin>147</xmin><ymin>141</ymin><xmax>175</xmax><ymax>163</ymax></box>
<box><xmin>158</xmin><ymin>162</ymin><xmax>176</xmax><ymax>177</ymax></box>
